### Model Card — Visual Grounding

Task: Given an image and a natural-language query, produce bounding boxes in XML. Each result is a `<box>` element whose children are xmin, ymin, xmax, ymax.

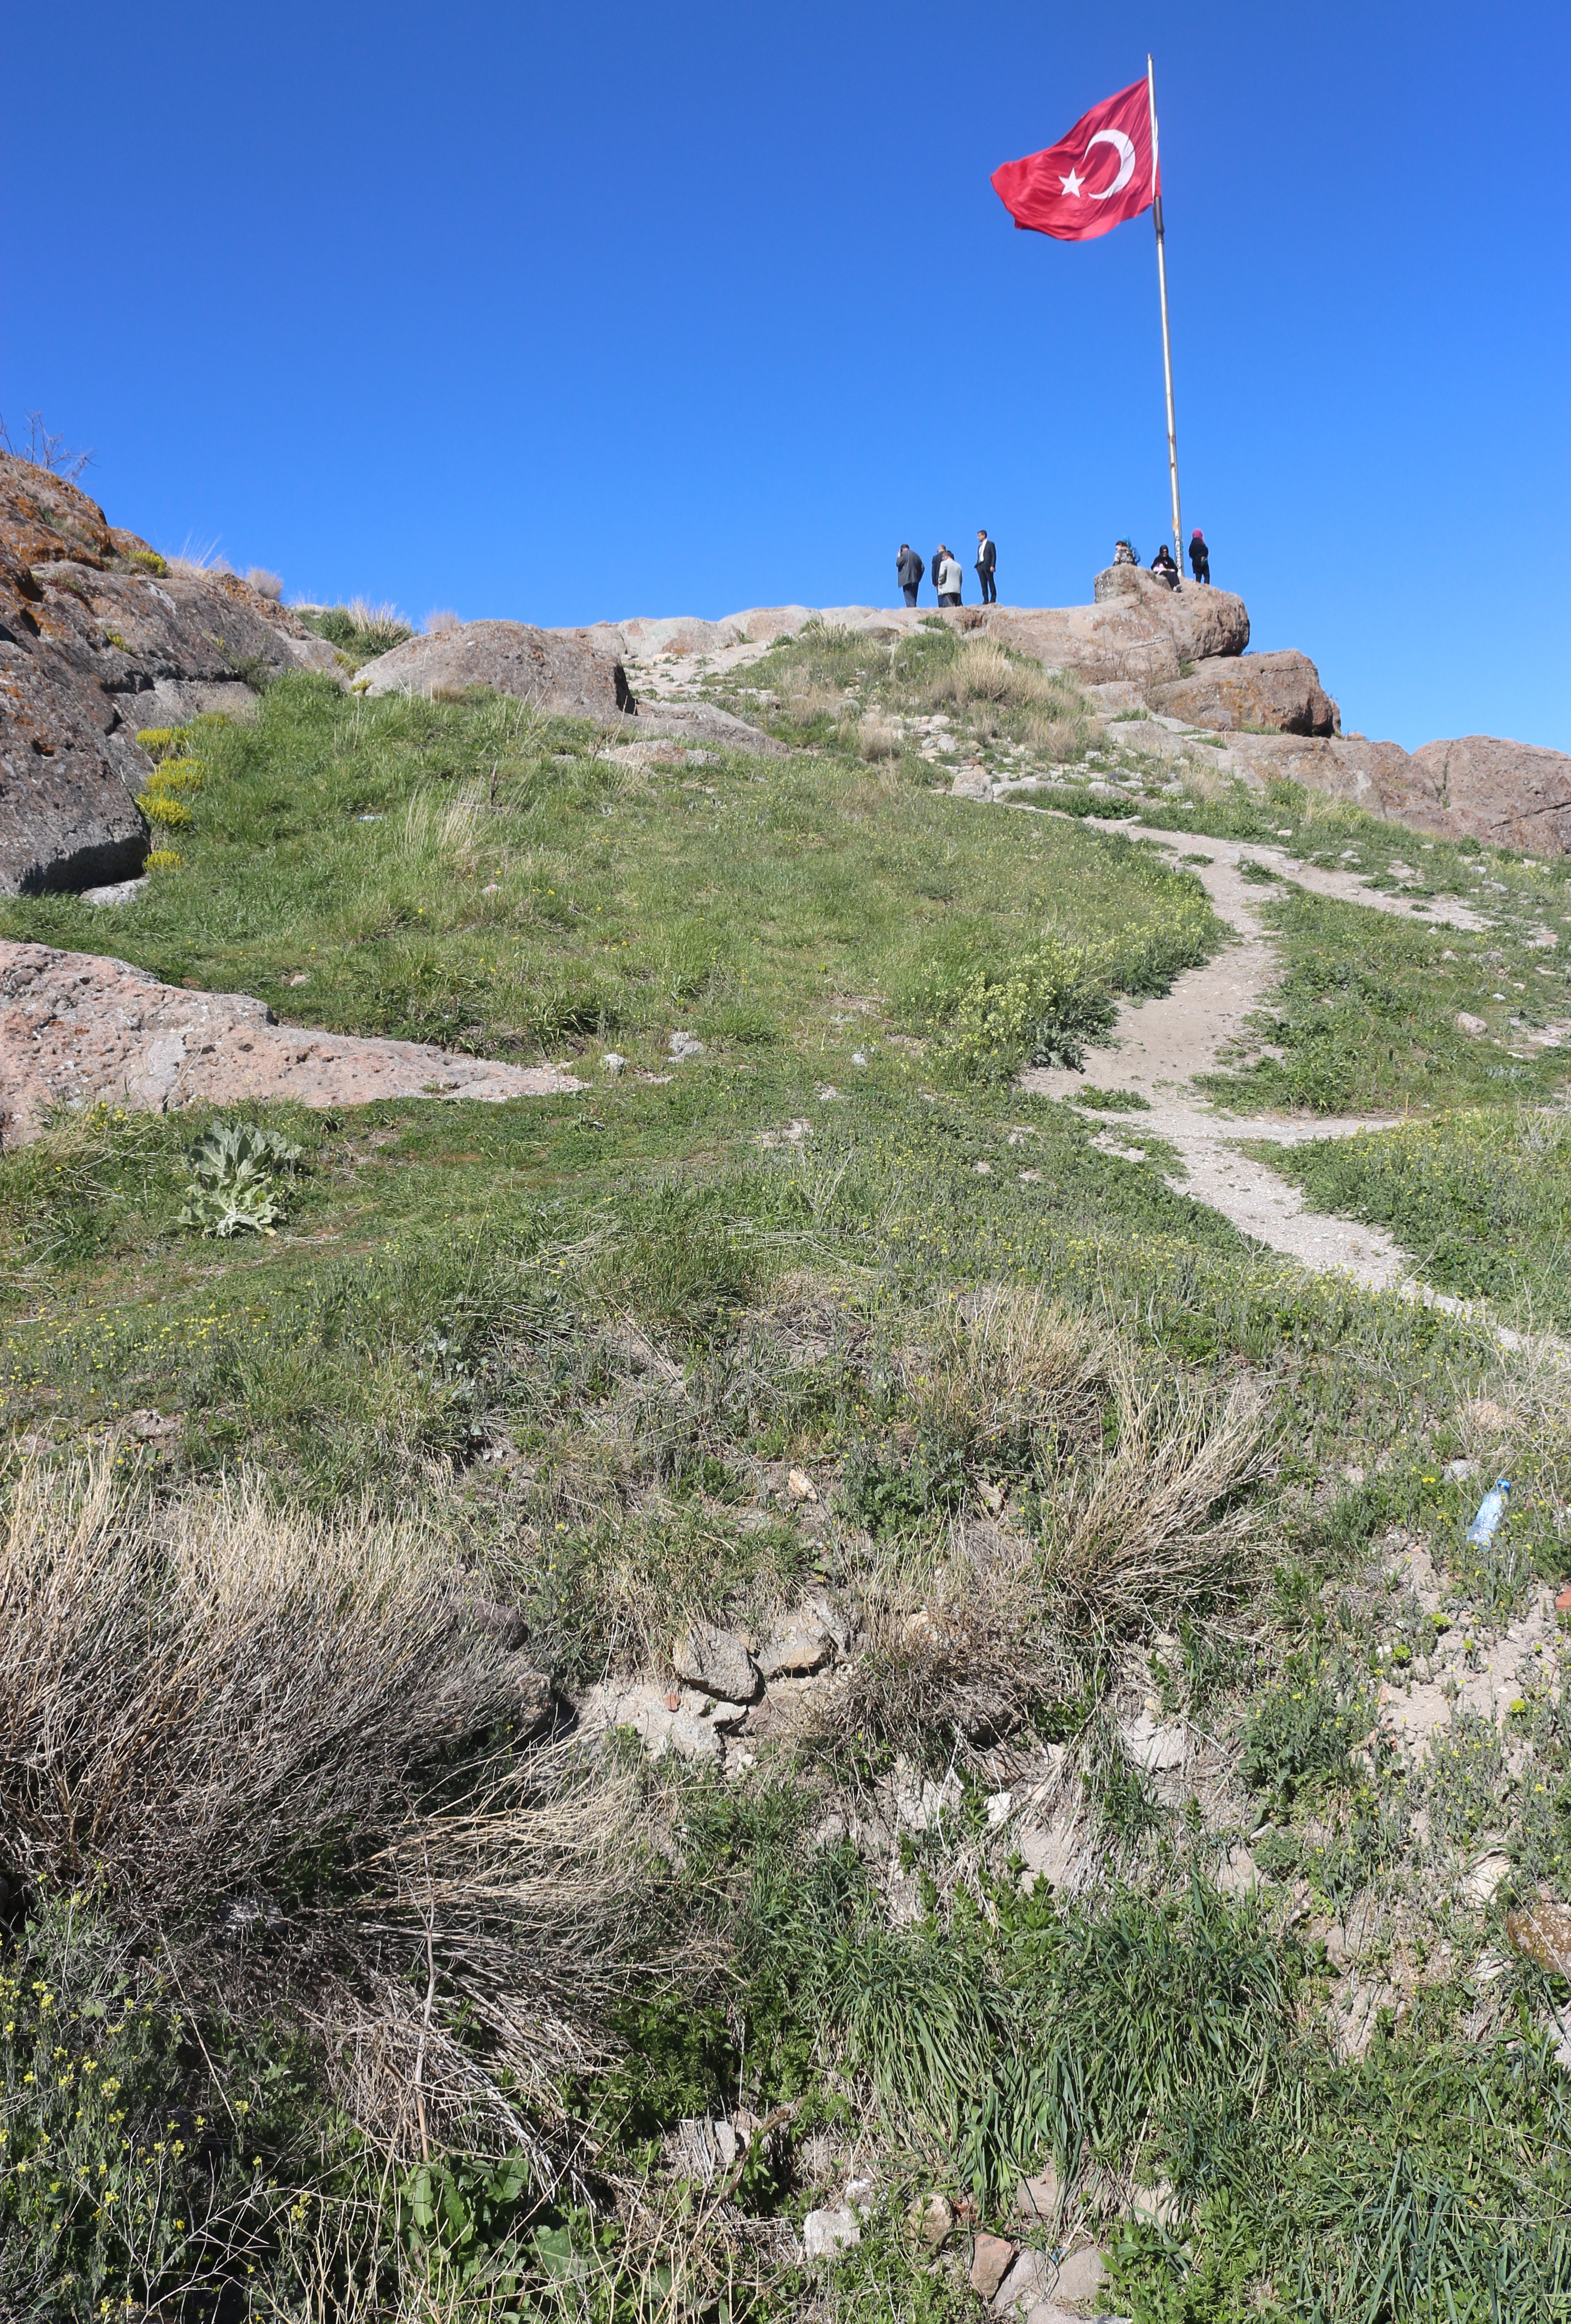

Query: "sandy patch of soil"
<box><xmin>0</xmin><ymin>941</ymin><xmax>580</xmax><ymax>1144</ymax></box>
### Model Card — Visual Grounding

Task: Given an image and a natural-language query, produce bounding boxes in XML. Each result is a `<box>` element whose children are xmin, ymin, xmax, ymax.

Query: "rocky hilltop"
<box><xmin>546</xmin><ymin>571</ymin><xmax>1571</xmax><ymax>857</ymax></box>
<box><xmin>5</xmin><ymin>447</ymin><xmax>1566</xmax><ymax>893</ymax></box>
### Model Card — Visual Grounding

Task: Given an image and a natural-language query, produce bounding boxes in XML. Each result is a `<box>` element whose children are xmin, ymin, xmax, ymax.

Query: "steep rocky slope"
<box><xmin>0</xmin><ymin>456</ymin><xmax>339</xmax><ymax>894</ymax></box>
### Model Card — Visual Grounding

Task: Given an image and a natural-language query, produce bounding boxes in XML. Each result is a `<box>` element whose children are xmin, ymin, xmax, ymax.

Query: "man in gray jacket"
<box><xmin>896</xmin><ymin>544</ymin><xmax>924</xmax><ymax>606</ymax></box>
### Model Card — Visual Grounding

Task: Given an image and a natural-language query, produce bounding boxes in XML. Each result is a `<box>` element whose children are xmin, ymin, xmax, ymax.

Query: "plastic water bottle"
<box><xmin>1465</xmin><ymin>1478</ymin><xmax>1511</xmax><ymax>1546</ymax></box>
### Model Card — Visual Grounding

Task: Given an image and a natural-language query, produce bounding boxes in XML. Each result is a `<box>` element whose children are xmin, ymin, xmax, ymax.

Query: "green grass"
<box><xmin>1250</xmin><ymin>1107</ymin><xmax>1571</xmax><ymax>1329</ymax></box>
<box><xmin>4</xmin><ymin>669</ymin><xmax>1571</xmax><ymax>2322</ymax></box>
<box><xmin>1</xmin><ymin>675</ymin><xmax>1221</xmax><ymax>1072</ymax></box>
<box><xmin>1199</xmin><ymin>885</ymin><xmax>1571</xmax><ymax>1115</ymax></box>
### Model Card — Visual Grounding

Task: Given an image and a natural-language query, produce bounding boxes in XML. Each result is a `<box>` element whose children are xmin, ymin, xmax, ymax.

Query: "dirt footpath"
<box><xmin>1009</xmin><ymin>819</ymin><xmax>1558</xmax><ymax>1346</ymax></box>
<box><xmin>0</xmin><ymin>942</ymin><xmax>581</xmax><ymax>1144</ymax></box>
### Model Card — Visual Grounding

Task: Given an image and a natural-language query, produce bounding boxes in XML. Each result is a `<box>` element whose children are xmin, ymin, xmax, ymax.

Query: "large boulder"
<box><xmin>1231</xmin><ymin>728</ymin><xmax>1571</xmax><ymax>857</ymax></box>
<box><xmin>984</xmin><ymin>569</ymin><xmax>1249</xmax><ymax>687</ymax></box>
<box><xmin>1401</xmin><ymin>735</ymin><xmax>1571</xmax><ymax>856</ymax></box>
<box><xmin>0</xmin><ymin>940</ymin><xmax>581</xmax><ymax>1143</ymax></box>
<box><xmin>355</xmin><ymin>619</ymin><xmax>634</xmax><ymax>716</ymax></box>
<box><xmin>0</xmin><ymin>454</ymin><xmax>337</xmax><ymax>894</ymax></box>
<box><xmin>1150</xmin><ymin>648</ymin><xmax>1340</xmax><ymax>736</ymax></box>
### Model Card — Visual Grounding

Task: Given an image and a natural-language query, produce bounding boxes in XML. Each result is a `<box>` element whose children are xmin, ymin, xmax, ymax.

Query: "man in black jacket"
<box><xmin>975</xmin><ymin>529</ymin><xmax>997</xmax><ymax>604</ymax></box>
<box><xmin>896</xmin><ymin>544</ymin><xmax>924</xmax><ymax>606</ymax></box>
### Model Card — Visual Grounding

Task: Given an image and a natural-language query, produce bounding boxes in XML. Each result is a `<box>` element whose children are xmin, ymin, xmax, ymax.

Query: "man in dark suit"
<box><xmin>896</xmin><ymin>544</ymin><xmax>924</xmax><ymax>606</ymax></box>
<box><xmin>975</xmin><ymin>530</ymin><xmax>997</xmax><ymax>604</ymax></box>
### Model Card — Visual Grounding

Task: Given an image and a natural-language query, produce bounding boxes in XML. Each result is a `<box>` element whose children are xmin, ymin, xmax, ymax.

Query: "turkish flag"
<box><xmin>992</xmin><ymin>78</ymin><xmax>1158</xmax><ymax>242</ymax></box>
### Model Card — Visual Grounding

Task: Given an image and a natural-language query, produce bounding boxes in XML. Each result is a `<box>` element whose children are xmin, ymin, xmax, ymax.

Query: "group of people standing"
<box><xmin>1112</xmin><ymin>529</ymin><xmax>1212</xmax><ymax>588</ymax></box>
<box><xmin>896</xmin><ymin>523</ymin><xmax>1212</xmax><ymax>609</ymax></box>
<box><xmin>896</xmin><ymin>530</ymin><xmax>997</xmax><ymax>609</ymax></box>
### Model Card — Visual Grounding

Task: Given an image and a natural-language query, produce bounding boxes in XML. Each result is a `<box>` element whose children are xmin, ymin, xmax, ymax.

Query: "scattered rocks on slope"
<box><xmin>0</xmin><ymin>940</ymin><xmax>581</xmax><ymax>1144</ymax></box>
<box><xmin>1150</xmin><ymin>646</ymin><xmax>1340</xmax><ymax>736</ymax></box>
<box><xmin>801</xmin><ymin>2206</ymin><xmax>861</xmax><ymax>2259</ymax></box>
<box><xmin>0</xmin><ymin>454</ymin><xmax>337</xmax><ymax>895</ymax></box>
<box><xmin>353</xmin><ymin>618</ymin><xmax>635</xmax><ymax>716</ymax></box>
<box><xmin>970</xmin><ymin>2234</ymin><xmax>1016</xmax><ymax>2299</ymax></box>
<box><xmin>672</xmin><ymin>1622</ymin><xmax>761</xmax><ymax>1704</ymax></box>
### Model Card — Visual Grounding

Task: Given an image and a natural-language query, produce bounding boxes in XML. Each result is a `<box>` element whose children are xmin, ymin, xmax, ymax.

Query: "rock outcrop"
<box><xmin>570</xmin><ymin>580</ymin><xmax>1256</xmax><ymax>682</ymax></box>
<box><xmin>0</xmin><ymin>455</ymin><xmax>337</xmax><ymax>895</ymax></box>
<box><xmin>355</xmin><ymin>619</ymin><xmax>791</xmax><ymax>755</ymax></box>
<box><xmin>354</xmin><ymin>619</ymin><xmax>635</xmax><ymax>716</ymax></box>
<box><xmin>1401</xmin><ymin>735</ymin><xmax>1571</xmax><ymax>856</ymax></box>
<box><xmin>0</xmin><ymin>940</ymin><xmax>581</xmax><ymax>1145</ymax></box>
<box><xmin>1150</xmin><ymin>647</ymin><xmax>1340</xmax><ymax>736</ymax></box>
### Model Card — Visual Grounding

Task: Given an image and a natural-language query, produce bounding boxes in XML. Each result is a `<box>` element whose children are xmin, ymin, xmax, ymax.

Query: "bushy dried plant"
<box><xmin>166</xmin><ymin>536</ymin><xmax>234</xmax><ymax>577</ymax></box>
<box><xmin>857</xmin><ymin>713</ymin><xmax>902</xmax><ymax>762</ymax></box>
<box><xmin>819</xmin><ymin>1536</ymin><xmax>1069</xmax><ymax>1752</ymax></box>
<box><xmin>931</xmin><ymin>637</ymin><xmax>1057</xmax><ymax>711</ymax></box>
<box><xmin>1048</xmin><ymin>1370</ymin><xmax>1273</xmax><ymax>1632</ymax></box>
<box><xmin>0</xmin><ymin>1460</ymin><xmax>678</xmax><ymax>2171</ymax></box>
<box><xmin>901</xmin><ymin>1287</ymin><xmax>1111</xmax><ymax>1467</ymax></box>
<box><xmin>245</xmin><ymin>565</ymin><xmax>284</xmax><ymax>599</ymax></box>
<box><xmin>0</xmin><ymin>1458</ymin><xmax>533</xmax><ymax>1914</ymax></box>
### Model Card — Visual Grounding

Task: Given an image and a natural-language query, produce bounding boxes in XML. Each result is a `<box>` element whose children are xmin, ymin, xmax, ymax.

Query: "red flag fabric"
<box><xmin>991</xmin><ymin>78</ymin><xmax>1158</xmax><ymax>242</ymax></box>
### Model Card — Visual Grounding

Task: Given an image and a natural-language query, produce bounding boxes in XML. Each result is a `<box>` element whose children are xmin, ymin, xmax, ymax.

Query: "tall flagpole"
<box><xmin>1147</xmin><ymin>55</ymin><xmax>1183</xmax><ymax>580</ymax></box>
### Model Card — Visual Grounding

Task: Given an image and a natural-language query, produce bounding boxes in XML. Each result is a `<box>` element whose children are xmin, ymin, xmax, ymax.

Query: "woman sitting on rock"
<box><xmin>1150</xmin><ymin>543</ymin><xmax>1180</xmax><ymax>588</ymax></box>
<box><xmin>1113</xmin><ymin>538</ymin><xmax>1138</xmax><ymax>566</ymax></box>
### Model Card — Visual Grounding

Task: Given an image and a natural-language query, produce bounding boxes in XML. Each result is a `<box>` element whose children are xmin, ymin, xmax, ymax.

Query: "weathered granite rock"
<box><xmin>355</xmin><ymin>619</ymin><xmax>634</xmax><ymax>716</ymax></box>
<box><xmin>0</xmin><ymin>940</ymin><xmax>581</xmax><ymax>1144</ymax></box>
<box><xmin>0</xmin><ymin>454</ymin><xmax>337</xmax><ymax>893</ymax></box>
<box><xmin>1507</xmin><ymin>1897</ymin><xmax>1571</xmax><ymax>1975</ymax></box>
<box><xmin>802</xmin><ymin>2206</ymin><xmax>861</xmax><ymax>2259</ymax></box>
<box><xmin>1229</xmin><ymin>727</ymin><xmax>1571</xmax><ymax>858</ymax></box>
<box><xmin>970</xmin><ymin>2235</ymin><xmax>1016</xmax><ymax>2299</ymax></box>
<box><xmin>1150</xmin><ymin>648</ymin><xmax>1340</xmax><ymax>736</ymax></box>
<box><xmin>985</xmin><ymin>571</ymin><xmax>1249</xmax><ymax>687</ymax></box>
<box><xmin>628</xmin><ymin>700</ymin><xmax>789</xmax><ymax>757</ymax></box>
<box><xmin>757</xmin><ymin>1608</ymin><xmax>836</xmax><ymax>1678</ymax></box>
<box><xmin>1403</xmin><ymin>735</ymin><xmax>1571</xmax><ymax>856</ymax></box>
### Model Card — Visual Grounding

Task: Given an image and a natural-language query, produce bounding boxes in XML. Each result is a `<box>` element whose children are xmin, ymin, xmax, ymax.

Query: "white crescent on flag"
<box><xmin>1085</xmin><ymin>127</ymin><xmax>1135</xmax><ymax>198</ymax></box>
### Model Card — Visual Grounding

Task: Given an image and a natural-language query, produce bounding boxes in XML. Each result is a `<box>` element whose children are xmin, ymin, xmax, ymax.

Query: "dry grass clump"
<box><xmin>931</xmin><ymin>637</ymin><xmax>1057</xmax><ymax>711</ymax></box>
<box><xmin>1048</xmin><ymin>1371</ymin><xmax>1273</xmax><ymax>1631</ymax></box>
<box><xmin>345</xmin><ymin>596</ymin><xmax>414</xmax><ymax>651</ymax></box>
<box><xmin>423</xmin><ymin>607</ymin><xmax>463</xmax><ymax>636</ymax></box>
<box><xmin>245</xmin><ymin>565</ymin><xmax>284</xmax><ymax>600</ymax></box>
<box><xmin>401</xmin><ymin>781</ymin><xmax>487</xmax><ymax>868</ymax></box>
<box><xmin>1022</xmin><ymin>707</ymin><xmax>1098</xmax><ymax>761</ymax></box>
<box><xmin>902</xmin><ymin>1287</ymin><xmax>1111</xmax><ymax>1465</ymax></box>
<box><xmin>0</xmin><ymin>1458</ymin><xmax>529</xmax><ymax>1916</ymax></box>
<box><xmin>0</xmin><ymin>1458</ymin><xmax>672</xmax><ymax>2169</ymax></box>
<box><xmin>857</xmin><ymin>713</ymin><xmax>903</xmax><ymax>762</ymax></box>
<box><xmin>819</xmin><ymin>1538</ymin><xmax>1068</xmax><ymax>1752</ymax></box>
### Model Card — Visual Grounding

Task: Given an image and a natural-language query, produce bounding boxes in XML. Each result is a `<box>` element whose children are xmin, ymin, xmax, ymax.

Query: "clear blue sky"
<box><xmin>5</xmin><ymin>2</ymin><xmax>1567</xmax><ymax>752</ymax></box>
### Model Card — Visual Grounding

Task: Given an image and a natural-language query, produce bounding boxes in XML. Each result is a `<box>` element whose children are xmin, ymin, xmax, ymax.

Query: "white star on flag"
<box><xmin>1058</xmin><ymin>167</ymin><xmax>1084</xmax><ymax>195</ymax></box>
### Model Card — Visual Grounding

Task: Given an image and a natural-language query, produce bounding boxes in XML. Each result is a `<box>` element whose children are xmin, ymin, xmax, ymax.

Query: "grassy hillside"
<box><xmin>1</xmin><ymin>641</ymin><xmax>1570</xmax><ymax>2322</ymax></box>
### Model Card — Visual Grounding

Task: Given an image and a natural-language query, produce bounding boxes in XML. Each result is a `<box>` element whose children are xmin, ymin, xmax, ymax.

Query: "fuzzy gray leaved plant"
<box><xmin>177</xmin><ymin>1120</ymin><xmax>303</xmax><ymax>1238</ymax></box>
